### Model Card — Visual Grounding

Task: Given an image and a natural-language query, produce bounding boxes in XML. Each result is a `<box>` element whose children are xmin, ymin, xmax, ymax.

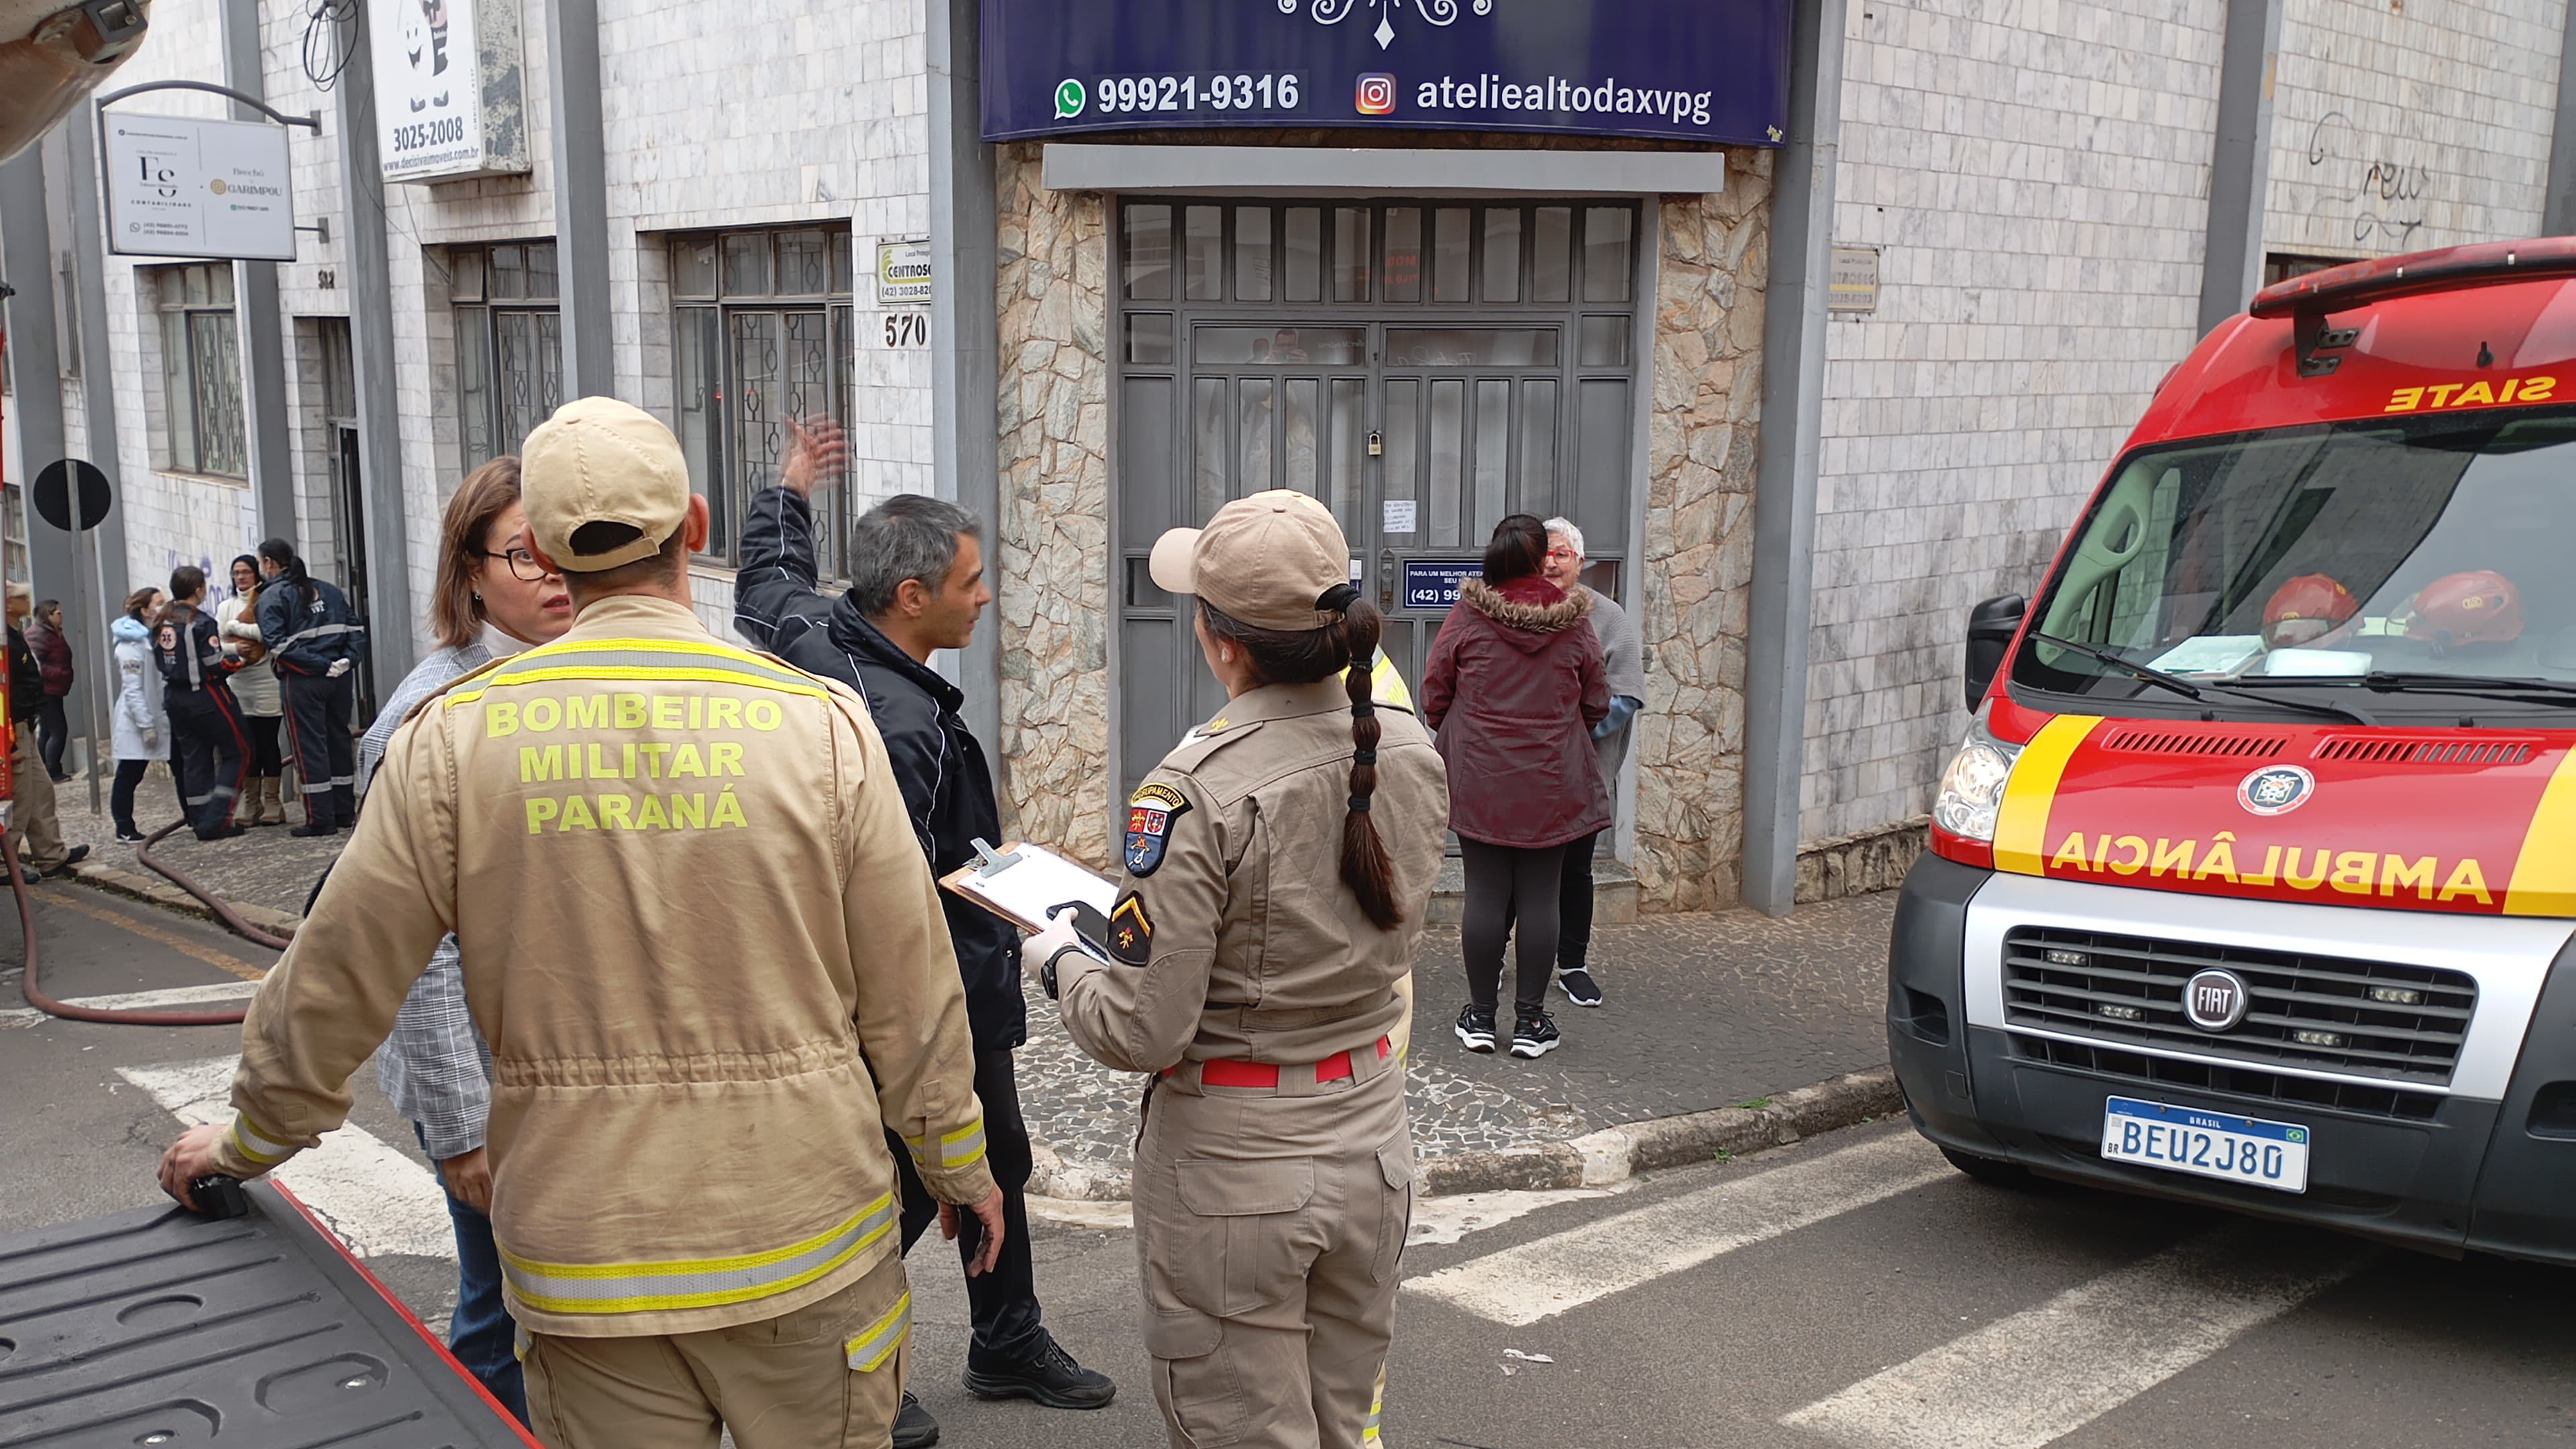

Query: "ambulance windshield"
<box><xmin>2013</xmin><ymin>407</ymin><xmax>2576</xmax><ymax>715</ymax></box>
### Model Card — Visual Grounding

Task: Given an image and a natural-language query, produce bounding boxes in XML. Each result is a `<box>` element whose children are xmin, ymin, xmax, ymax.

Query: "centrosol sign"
<box><xmin>368</xmin><ymin>0</ymin><xmax>531</xmax><ymax>184</ymax></box>
<box><xmin>981</xmin><ymin>0</ymin><xmax>1790</xmax><ymax>147</ymax></box>
<box><xmin>104</xmin><ymin>115</ymin><xmax>297</xmax><ymax>262</ymax></box>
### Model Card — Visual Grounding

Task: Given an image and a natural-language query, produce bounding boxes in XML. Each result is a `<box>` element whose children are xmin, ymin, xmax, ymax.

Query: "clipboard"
<box><xmin>938</xmin><ymin>839</ymin><xmax>1118</xmax><ymax>936</ymax></box>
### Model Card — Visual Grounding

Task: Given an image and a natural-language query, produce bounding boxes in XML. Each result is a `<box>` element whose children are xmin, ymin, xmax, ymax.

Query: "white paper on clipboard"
<box><xmin>938</xmin><ymin>842</ymin><xmax>1118</xmax><ymax>934</ymax></box>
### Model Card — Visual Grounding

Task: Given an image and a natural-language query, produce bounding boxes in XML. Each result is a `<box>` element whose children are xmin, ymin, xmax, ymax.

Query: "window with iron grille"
<box><xmin>450</xmin><ymin>242</ymin><xmax>566</xmax><ymax>474</ymax></box>
<box><xmin>668</xmin><ymin>227</ymin><xmax>856</xmax><ymax>575</ymax></box>
<box><xmin>153</xmin><ymin>263</ymin><xmax>248</xmax><ymax>479</ymax></box>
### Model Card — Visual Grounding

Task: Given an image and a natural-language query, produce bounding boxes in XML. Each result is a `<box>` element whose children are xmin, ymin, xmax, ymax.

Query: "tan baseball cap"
<box><xmin>1149</xmin><ymin>489</ymin><xmax>1354</xmax><ymax>631</ymax></box>
<box><xmin>521</xmin><ymin>396</ymin><xmax>692</xmax><ymax>572</ymax></box>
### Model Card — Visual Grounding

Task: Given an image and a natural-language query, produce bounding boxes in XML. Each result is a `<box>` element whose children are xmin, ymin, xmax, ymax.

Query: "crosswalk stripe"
<box><xmin>1405</xmin><ymin>1129</ymin><xmax>1951</xmax><ymax>1326</ymax></box>
<box><xmin>1778</xmin><ymin>1221</ymin><xmax>2367</xmax><ymax>1449</ymax></box>
<box><xmin>119</xmin><ymin>1055</ymin><xmax>455</xmax><ymax>1260</ymax></box>
<box><xmin>1</xmin><ymin>979</ymin><xmax>263</xmax><ymax>1029</ymax></box>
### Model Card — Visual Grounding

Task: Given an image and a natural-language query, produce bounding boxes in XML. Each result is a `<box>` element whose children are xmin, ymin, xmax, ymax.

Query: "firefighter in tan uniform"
<box><xmin>158</xmin><ymin>396</ymin><xmax>1004</xmax><ymax>1449</ymax></box>
<box><xmin>1024</xmin><ymin>490</ymin><xmax>1449</xmax><ymax>1448</ymax></box>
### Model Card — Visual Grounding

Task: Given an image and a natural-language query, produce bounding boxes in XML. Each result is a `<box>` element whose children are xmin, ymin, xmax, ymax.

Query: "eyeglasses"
<box><xmin>1545</xmin><ymin>547</ymin><xmax>1579</xmax><ymax>561</ymax></box>
<box><xmin>480</xmin><ymin>547</ymin><xmax>552</xmax><ymax>583</ymax></box>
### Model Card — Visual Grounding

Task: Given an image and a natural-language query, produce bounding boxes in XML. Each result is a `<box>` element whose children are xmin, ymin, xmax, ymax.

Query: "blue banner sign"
<box><xmin>1402</xmin><ymin>559</ymin><xmax>1483</xmax><ymax>610</ymax></box>
<box><xmin>980</xmin><ymin>0</ymin><xmax>1790</xmax><ymax>148</ymax></box>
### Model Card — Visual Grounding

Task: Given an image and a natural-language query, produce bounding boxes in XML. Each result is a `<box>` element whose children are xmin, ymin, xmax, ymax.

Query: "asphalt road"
<box><xmin>7</xmin><ymin>880</ymin><xmax>2575</xmax><ymax>1448</ymax></box>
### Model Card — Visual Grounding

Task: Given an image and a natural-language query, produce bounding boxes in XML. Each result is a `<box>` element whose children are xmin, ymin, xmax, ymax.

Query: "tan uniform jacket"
<box><xmin>210</xmin><ymin>595</ymin><xmax>998</xmax><ymax>1338</ymax></box>
<box><xmin>1057</xmin><ymin>680</ymin><xmax>1449</xmax><ymax>1071</ymax></box>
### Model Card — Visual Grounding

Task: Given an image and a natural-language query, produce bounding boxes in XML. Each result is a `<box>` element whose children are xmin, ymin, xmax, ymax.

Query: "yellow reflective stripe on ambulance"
<box><xmin>844</xmin><ymin>1290</ymin><xmax>912</xmax><ymax>1372</ymax></box>
<box><xmin>904</xmin><ymin>1119</ymin><xmax>989</xmax><ymax>1172</ymax></box>
<box><xmin>1990</xmin><ymin>714</ymin><xmax>2103</xmax><ymax>876</ymax></box>
<box><xmin>227</xmin><ymin>1112</ymin><xmax>296</xmax><ymax>1167</ymax></box>
<box><xmin>446</xmin><ymin>639</ymin><xmax>830</xmax><ymax>707</ymax></box>
<box><xmin>2504</xmin><ymin>748</ymin><xmax>2576</xmax><ymax>916</ymax></box>
<box><xmin>498</xmin><ymin>1194</ymin><xmax>894</xmax><ymax>1316</ymax></box>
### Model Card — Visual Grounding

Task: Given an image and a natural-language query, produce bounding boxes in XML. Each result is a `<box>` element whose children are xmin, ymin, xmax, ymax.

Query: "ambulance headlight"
<box><xmin>1931</xmin><ymin>712</ymin><xmax>2021</xmax><ymax>844</ymax></box>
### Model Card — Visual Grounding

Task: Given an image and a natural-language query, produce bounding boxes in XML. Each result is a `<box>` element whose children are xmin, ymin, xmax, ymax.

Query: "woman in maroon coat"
<box><xmin>1421</xmin><ymin>514</ymin><xmax>1609</xmax><ymax>1059</ymax></box>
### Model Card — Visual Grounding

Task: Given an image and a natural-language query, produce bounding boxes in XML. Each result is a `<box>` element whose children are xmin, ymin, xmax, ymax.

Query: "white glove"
<box><xmin>326</xmin><ymin>658</ymin><xmax>352</xmax><ymax>678</ymax></box>
<box><xmin>142</xmin><ymin>731</ymin><xmax>160</xmax><ymax>751</ymax></box>
<box><xmin>1020</xmin><ymin>912</ymin><xmax>1082</xmax><ymax>978</ymax></box>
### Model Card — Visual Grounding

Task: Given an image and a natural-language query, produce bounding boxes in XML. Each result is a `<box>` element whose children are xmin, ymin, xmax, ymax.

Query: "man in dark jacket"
<box><xmin>6</xmin><ymin>585</ymin><xmax>87</xmax><ymax>879</ymax></box>
<box><xmin>735</xmin><ymin>425</ymin><xmax>1114</xmax><ymax>1446</ymax></box>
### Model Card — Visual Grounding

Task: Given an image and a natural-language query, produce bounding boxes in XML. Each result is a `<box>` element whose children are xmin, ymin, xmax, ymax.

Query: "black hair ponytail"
<box><xmin>1334</xmin><ymin>596</ymin><xmax>1404</xmax><ymax>931</ymax></box>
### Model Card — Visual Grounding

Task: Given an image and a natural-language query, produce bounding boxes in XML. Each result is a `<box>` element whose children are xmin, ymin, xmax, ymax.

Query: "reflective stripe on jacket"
<box><xmin>212</xmin><ymin>595</ymin><xmax>997</xmax><ymax>1338</ymax></box>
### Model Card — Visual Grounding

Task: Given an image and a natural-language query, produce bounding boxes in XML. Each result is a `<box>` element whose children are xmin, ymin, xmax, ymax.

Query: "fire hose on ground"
<box><xmin>3</xmin><ymin>816</ymin><xmax>293</xmax><ymax>1026</ymax></box>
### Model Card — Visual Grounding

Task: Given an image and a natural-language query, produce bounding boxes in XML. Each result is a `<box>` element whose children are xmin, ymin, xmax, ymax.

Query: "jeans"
<box><xmin>111</xmin><ymin>758</ymin><xmax>163</xmax><ymax>837</ymax></box>
<box><xmin>34</xmin><ymin>694</ymin><xmax>68</xmax><ymax>778</ymax></box>
<box><xmin>892</xmin><ymin>1045</ymin><xmax>1045</xmax><ymax>1368</ymax></box>
<box><xmin>414</xmin><ymin>1124</ymin><xmax>529</xmax><ymax>1426</ymax></box>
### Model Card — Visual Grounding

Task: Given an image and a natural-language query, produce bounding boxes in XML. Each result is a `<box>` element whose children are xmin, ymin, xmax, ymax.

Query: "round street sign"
<box><xmin>32</xmin><ymin>459</ymin><xmax>113</xmax><ymax>533</ymax></box>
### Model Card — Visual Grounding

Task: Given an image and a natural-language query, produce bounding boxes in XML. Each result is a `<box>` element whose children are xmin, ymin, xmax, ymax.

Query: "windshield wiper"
<box><xmin>2358</xmin><ymin>672</ymin><xmax>2576</xmax><ymax>705</ymax></box>
<box><xmin>2026</xmin><ymin>631</ymin><xmax>2376</xmax><ymax>724</ymax></box>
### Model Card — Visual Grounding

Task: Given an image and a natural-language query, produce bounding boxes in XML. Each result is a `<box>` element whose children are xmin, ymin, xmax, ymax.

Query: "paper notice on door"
<box><xmin>1383</xmin><ymin>499</ymin><xmax>1418</xmax><ymax>534</ymax></box>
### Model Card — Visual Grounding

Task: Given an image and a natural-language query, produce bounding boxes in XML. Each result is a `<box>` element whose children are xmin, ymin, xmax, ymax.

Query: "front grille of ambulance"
<box><xmin>2002</xmin><ymin>926</ymin><xmax>2476</xmax><ymax>1086</ymax></box>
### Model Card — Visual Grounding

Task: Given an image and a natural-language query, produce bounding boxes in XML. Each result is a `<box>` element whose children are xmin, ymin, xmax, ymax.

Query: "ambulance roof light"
<box><xmin>2247</xmin><ymin>237</ymin><xmax>2576</xmax><ymax>322</ymax></box>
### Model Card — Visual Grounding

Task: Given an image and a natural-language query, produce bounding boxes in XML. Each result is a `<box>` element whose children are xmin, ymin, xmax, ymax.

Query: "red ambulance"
<box><xmin>1891</xmin><ymin>238</ymin><xmax>2576</xmax><ymax>1263</ymax></box>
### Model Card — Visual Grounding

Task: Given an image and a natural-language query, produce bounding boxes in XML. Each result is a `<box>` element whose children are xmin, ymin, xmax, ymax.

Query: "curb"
<box><xmin>1027</xmin><ymin>1064</ymin><xmax>1903</xmax><ymax>1203</ymax></box>
<box><xmin>62</xmin><ymin>862</ymin><xmax>304</xmax><ymax>940</ymax></box>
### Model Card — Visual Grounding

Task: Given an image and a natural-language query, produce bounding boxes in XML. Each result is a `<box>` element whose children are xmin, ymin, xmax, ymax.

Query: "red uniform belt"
<box><xmin>1169</xmin><ymin>1036</ymin><xmax>1393</xmax><ymax>1087</ymax></box>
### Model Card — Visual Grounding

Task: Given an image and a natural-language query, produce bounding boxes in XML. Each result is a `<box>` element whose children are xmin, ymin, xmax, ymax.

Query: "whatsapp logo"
<box><xmin>1055</xmin><ymin>78</ymin><xmax>1087</xmax><ymax>119</ymax></box>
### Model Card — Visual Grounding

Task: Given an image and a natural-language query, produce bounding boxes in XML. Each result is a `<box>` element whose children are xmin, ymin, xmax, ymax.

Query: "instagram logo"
<box><xmin>1355</xmin><ymin>73</ymin><xmax>1397</xmax><ymax>115</ymax></box>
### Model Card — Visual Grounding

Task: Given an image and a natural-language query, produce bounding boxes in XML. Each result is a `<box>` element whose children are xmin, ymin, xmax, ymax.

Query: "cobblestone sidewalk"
<box><xmin>49</xmin><ymin>764</ymin><xmax>344</xmax><ymax>916</ymax></box>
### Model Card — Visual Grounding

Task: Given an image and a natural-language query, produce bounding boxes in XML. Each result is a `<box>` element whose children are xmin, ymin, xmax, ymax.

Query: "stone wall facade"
<box><xmin>991</xmin><ymin>144</ymin><xmax>1115</xmax><ymax>866</ymax></box>
<box><xmin>1633</xmin><ymin>163</ymin><xmax>1775</xmax><ymax>912</ymax></box>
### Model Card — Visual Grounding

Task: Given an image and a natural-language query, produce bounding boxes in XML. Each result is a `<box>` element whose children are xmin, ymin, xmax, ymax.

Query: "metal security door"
<box><xmin>1115</xmin><ymin>199</ymin><xmax>1641</xmax><ymax>802</ymax></box>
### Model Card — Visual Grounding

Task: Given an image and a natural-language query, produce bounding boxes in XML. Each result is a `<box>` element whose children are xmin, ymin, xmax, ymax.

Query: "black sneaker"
<box><xmin>289</xmin><ymin>820</ymin><xmax>339</xmax><ymax>839</ymax></box>
<box><xmin>60</xmin><ymin>845</ymin><xmax>89</xmax><ymax>867</ymax></box>
<box><xmin>964</xmin><ymin>1330</ymin><xmax>1116</xmax><ymax>1409</ymax></box>
<box><xmin>1557</xmin><ymin>968</ymin><xmax>1605</xmax><ymax>1008</ymax></box>
<box><xmin>894</xmin><ymin>1391</ymin><xmax>940</xmax><ymax>1448</ymax></box>
<box><xmin>1510</xmin><ymin>1012</ymin><xmax>1562</xmax><ymax>1059</ymax></box>
<box><xmin>1454</xmin><ymin>1003</ymin><xmax>1497</xmax><ymax>1053</ymax></box>
<box><xmin>116</xmin><ymin>828</ymin><xmax>146</xmax><ymax>843</ymax></box>
<box><xmin>195</xmin><ymin>825</ymin><xmax>246</xmax><ymax>843</ymax></box>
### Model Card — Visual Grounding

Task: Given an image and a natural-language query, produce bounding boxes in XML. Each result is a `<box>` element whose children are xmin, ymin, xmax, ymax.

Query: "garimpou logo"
<box><xmin>2237</xmin><ymin>764</ymin><xmax>2315</xmax><ymax>817</ymax></box>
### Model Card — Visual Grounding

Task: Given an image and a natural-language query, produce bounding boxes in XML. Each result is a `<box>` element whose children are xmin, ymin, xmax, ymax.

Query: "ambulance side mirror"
<box><xmin>1963</xmin><ymin>594</ymin><xmax>2027</xmax><ymax>708</ymax></box>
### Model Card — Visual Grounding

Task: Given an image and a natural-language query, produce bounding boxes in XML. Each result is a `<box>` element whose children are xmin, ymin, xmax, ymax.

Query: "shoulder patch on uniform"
<box><xmin>1124</xmin><ymin>783</ymin><xmax>1191</xmax><ymax>877</ymax></box>
<box><xmin>1108</xmin><ymin>892</ymin><xmax>1155</xmax><ymax>966</ymax></box>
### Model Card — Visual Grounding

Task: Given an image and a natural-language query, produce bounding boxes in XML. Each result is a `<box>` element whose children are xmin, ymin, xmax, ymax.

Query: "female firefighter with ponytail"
<box><xmin>1026</xmin><ymin>490</ymin><xmax>1448</xmax><ymax>1449</ymax></box>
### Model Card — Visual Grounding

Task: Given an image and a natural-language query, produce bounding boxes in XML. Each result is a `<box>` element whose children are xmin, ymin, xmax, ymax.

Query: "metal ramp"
<box><xmin>0</xmin><ymin>1182</ymin><xmax>533</xmax><ymax>1448</ymax></box>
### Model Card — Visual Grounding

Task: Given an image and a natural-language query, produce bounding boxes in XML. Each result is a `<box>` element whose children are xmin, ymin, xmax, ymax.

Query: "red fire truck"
<box><xmin>1892</xmin><ymin>239</ymin><xmax>2576</xmax><ymax>1263</ymax></box>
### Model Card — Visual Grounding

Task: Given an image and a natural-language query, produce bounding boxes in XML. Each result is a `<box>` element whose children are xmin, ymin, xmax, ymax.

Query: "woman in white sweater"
<box><xmin>109</xmin><ymin>587</ymin><xmax>170</xmax><ymax>842</ymax></box>
<box><xmin>217</xmin><ymin>553</ymin><xmax>288</xmax><ymax>825</ymax></box>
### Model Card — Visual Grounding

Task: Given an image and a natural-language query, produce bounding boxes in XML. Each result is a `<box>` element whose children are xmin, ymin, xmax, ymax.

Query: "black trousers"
<box><xmin>1461</xmin><ymin>836</ymin><xmax>1570</xmax><ymax>1017</ymax></box>
<box><xmin>280</xmin><ymin>670</ymin><xmax>357</xmax><ymax>825</ymax></box>
<box><xmin>1556</xmin><ymin>828</ymin><xmax>1603</xmax><ymax>975</ymax></box>
<box><xmin>166</xmin><ymin>687</ymin><xmax>248</xmax><ymax>838</ymax></box>
<box><xmin>890</xmin><ymin>1045</ymin><xmax>1043</xmax><ymax>1369</ymax></box>
<box><xmin>34</xmin><ymin>695</ymin><xmax>68</xmax><ymax>778</ymax></box>
<box><xmin>241</xmin><ymin>712</ymin><xmax>283</xmax><ymax>778</ymax></box>
<box><xmin>111</xmin><ymin>757</ymin><xmax>167</xmax><ymax>836</ymax></box>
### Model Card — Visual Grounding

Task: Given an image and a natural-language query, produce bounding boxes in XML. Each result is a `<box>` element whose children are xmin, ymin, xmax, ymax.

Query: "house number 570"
<box><xmin>881</xmin><ymin>313</ymin><xmax>929</xmax><ymax>348</ymax></box>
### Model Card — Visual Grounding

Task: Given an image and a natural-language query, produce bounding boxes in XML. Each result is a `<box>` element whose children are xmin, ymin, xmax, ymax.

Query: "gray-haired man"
<box><xmin>733</xmin><ymin>445</ymin><xmax>1114</xmax><ymax>1446</ymax></box>
<box><xmin>1540</xmin><ymin>517</ymin><xmax>1644</xmax><ymax>1007</ymax></box>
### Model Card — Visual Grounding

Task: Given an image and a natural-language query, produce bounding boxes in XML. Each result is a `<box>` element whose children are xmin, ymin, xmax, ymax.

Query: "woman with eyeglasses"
<box><xmin>347</xmin><ymin>454</ymin><xmax>570</xmax><ymax>1427</ymax></box>
<box><xmin>216</xmin><ymin>554</ymin><xmax>288</xmax><ymax>826</ymax></box>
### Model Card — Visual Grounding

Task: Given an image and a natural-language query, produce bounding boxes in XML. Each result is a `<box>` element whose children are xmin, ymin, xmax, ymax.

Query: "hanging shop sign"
<box><xmin>981</xmin><ymin>0</ymin><xmax>1790</xmax><ymax>148</ymax></box>
<box><xmin>104</xmin><ymin>113</ymin><xmax>297</xmax><ymax>261</ymax></box>
<box><xmin>368</xmin><ymin>0</ymin><xmax>531</xmax><ymax>183</ymax></box>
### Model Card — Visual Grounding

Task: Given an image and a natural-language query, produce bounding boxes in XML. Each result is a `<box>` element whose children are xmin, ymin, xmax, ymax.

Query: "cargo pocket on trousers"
<box><xmin>1148</xmin><ymin>1305</ymin><xmax>1249</xmax><ymax>1448</ymax></box>
<box><xmin>1175</xmin><ymin>1157</ymin><xmax>1316</xmax><ymax>1317</ymax></box>
<box><xmin>1371</xmin><ymin>1135</ymin><xmax>1415</xmax><ymax>1284</ymax></box>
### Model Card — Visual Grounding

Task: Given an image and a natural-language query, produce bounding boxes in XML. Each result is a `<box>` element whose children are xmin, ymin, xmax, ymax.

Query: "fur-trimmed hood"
<box><xmin>1458</xmin><ymin>576</ymin><xmax>1591</xmax><ymax>653</ymax></box>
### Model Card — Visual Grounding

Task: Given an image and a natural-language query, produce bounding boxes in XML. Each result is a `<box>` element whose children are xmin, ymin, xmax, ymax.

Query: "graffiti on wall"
<box><xmin>2306</xmin><ymin>111</ymin><xmax>2430</xmax><ymax>249</ymax></box>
